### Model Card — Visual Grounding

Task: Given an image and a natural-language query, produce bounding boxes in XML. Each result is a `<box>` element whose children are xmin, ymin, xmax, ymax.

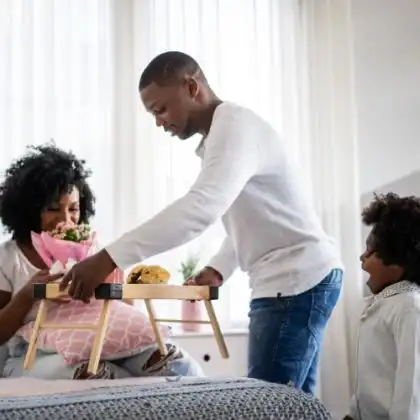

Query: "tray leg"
<box><xmin>24</xmin><ymin>300</ymin><xmax>47</xmax><ymax>369</ymax></box>
<box><xmin>204</xmin><ymin>300</ymin><xmax>229</xmax><ymax>359</ymax></box>
<box><xmin>144</xmin><ymin>299</ymin><xmax>167</xmax><ymax>356</ymax></box>
<box><xmin>87</xmin><ymin>299</ymin><xmax>111</xmax><ymax>374</ymax></box>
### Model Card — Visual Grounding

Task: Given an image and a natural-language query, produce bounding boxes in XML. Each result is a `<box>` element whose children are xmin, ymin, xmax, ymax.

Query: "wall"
<box><xmin>352</xmin><ymin>0</ymin><xmax>420</xmax><ymax>290</ymax></box>
<box><xmin>352</xmin><ymin>0</ymin><xmax>420</xmax><ymax>197</ymax></box>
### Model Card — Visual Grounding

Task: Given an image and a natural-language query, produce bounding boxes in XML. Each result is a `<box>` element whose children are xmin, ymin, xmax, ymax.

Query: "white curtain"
<box><xmin>0</xmin><ymin>0</ymin><xmax>117</xmax><ymax>241</ymax></box>
<box><xmin>0</xmin><ymin>0</ymin><xmax>364</xmax><ymax>415</ymax></box>
<box><xmin>299</xmin><ymin>0</ymin><xmax>365</xmax><ymax>417</ymax></box>
<box><xmin>0</xmin><ymin>0</ymin><xmax>301</xmax><ymax>327</ymax></box>
<box><xmin>123</xmin><ymin>0</ymin><xmax>303</xmax><ymax>325</ymax></box>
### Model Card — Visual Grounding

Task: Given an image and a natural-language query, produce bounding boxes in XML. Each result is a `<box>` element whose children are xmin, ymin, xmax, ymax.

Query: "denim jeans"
<box><xmin>3</xmin><ymin>343</ymin><xmax>203</xmax><ymax>379</ymax></box>
<box><xmin>248</xmin><ymin>268</ymin><xmax>343</xmax><ymax>394</ymax></box>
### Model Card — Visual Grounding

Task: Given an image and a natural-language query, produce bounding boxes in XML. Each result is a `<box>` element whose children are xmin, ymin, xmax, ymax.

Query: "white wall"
<box><xmin>352</xmin><ymin>0</ymin><xmax>420</xmax><ymax>196</ymax></box>
<box><xmin>352</xmin><ymin>0</ymin><xmax>420</xmax><ymax>292</ymax></box>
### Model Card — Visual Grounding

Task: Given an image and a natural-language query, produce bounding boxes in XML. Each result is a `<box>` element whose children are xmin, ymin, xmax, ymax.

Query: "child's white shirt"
<box><xmin>349</xmin><ymin>280</ymin><xmax>420</xmax><ymax>420</ymax></box>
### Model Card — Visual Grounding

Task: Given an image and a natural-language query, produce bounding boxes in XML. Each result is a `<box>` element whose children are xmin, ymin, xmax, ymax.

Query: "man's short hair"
<box><xmin>139</xmin><ymin>51</ymin><xmax>206</xmax><ymax>90</ymax></box>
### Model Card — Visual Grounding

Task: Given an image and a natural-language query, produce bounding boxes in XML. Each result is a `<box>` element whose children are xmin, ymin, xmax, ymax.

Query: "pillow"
<box><xmin>17</xmin><ymin>269</ymin><xmax>170</xmax><ymax>365</ymax></box>
<box><xmin>18</xmin><ymin>299</ymin><xmax>170</xmax><ymax>365</ymax></box>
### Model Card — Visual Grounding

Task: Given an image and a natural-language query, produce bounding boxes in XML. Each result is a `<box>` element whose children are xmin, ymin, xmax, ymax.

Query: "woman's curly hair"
<box><xmin>362</xmin><ymin>192</ymin><xmax>420</xmax><ymax>283</ymax></box>
<box><xmin>0</xmin><ymin>143</ymin><xmax>95</xmax><ymax>241</ymax></box>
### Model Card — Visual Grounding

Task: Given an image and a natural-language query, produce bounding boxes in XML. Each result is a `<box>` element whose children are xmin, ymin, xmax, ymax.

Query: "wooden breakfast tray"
<box><xmin>23</xmin><ymin>283</ymin><xmax>229</xmax><ymax>375</ymax></box>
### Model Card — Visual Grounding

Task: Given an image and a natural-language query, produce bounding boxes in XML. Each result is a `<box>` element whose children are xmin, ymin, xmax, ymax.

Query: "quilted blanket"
<box><xmin>0</xmin><ymin>377</ymin><xmax>332</xmax><ymax>419</ymax></box>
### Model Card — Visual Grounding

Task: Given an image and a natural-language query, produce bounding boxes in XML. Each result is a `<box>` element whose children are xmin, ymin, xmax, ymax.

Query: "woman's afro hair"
<box><xmin>0</xmin><ymin>143</ymin><xmax>95</xmax><ymax>241</ymax></box>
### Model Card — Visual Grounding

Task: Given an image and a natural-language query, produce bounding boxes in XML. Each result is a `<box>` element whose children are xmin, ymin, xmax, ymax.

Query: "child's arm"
<box><xmin>389</xmin><ymin>308</ymin><xmax>420</xmax><ymax>420</ymax></box>
<box><xmin>343</xmin><ymin>395</ymin><xmax>359</xmax><ymax>420</ymax></box>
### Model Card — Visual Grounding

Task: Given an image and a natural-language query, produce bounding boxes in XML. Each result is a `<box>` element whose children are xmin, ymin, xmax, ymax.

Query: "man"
<box><xmin>60</xmin><ymin>51</ymin><xmax>344</xmax><ymax>394</ymax></box>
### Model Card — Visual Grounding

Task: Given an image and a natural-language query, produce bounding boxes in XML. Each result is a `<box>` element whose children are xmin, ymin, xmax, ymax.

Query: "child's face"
<box><xmin>40</xmin><ymin>186</ymin><xmax>81</xmax><ymax>232</ymax></box>
<box><xmin>360</xmin><ymin>231</ymin><xmax>404</xmax><ymax>294</ymax></box>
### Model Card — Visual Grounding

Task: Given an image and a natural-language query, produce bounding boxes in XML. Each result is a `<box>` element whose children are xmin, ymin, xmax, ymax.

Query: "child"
<box><xmin>344</xmin><ymin>193</ymin><xmax>420</xmax><ymax>420</ymax></box>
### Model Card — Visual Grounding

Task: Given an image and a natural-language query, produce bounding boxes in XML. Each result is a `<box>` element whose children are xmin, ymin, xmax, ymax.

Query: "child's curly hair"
<box><xmin>0</xmin><ymin>143</ymin><xmax>95</xmax><ymax>242</ymax></box>
<box><xmin>362</xmin><ymin>192</ymin><xmax>420</xmax><ymax>284</ymax></box>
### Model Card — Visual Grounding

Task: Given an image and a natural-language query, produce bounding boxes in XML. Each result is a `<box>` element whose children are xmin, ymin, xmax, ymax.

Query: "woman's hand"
<box><xmin>21</xmin><ymin>269</ymin><xmax>65</xmax><ymax>303</ymax></box>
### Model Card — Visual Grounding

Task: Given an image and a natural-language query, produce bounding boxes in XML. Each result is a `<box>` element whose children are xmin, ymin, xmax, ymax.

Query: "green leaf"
<box><xmin>179</xmin><ymin>254</ymin><xmax>200</xmax><ymax>280</ymax></box>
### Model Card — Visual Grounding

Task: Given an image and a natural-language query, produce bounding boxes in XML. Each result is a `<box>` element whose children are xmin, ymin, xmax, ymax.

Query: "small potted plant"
<box><xmin>179</xmin><ymin>254</ymin><xmax>202</xmax><ymax>332</ymax></box>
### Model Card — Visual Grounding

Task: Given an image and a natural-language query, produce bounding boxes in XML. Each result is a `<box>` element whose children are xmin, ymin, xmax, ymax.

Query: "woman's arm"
<box><xmin>0</xmin><ymin>263</ymin><xmax>35</xmax><ymax>345</ymax></box>
<box><xmin>0</xmin><ymin>289</ymin><xmax>34</xmax><ymax>345</ymax></box>
<box><xmin>0</xmin><ymin>270</ymin><xmax>64</xmax><ymax>345</ymax></box>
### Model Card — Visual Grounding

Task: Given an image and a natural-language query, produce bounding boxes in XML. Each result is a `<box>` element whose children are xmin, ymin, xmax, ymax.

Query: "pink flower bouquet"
<box><xmin>19</xmin><ymin>222</ymin><xmax>168</xmax><ymax>365</ymax></box>
<box><xmin>31</xmin><ymin>221</ymin><xmax>122</xmax><ymax>284</ymax></box>
<box><xmin>31</xmin><ymin>222</ymin><xmax>96</xmax><ymax>272</ymax></box>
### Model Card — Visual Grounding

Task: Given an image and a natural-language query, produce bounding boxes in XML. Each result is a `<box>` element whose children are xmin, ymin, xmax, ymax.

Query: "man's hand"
<box><xmin>59</xmin><ymin>249</ymin><xmax>117</xmax><ymax>302</ymax></box>
<box><xmin>187</xmin><ymin>266</ymin><xmax>223</xmax><ymax>287</ymax></box>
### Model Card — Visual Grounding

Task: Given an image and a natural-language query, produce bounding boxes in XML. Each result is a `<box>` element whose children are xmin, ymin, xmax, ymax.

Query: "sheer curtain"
<box><xmin>0</xmin><ymin>0</ymin><xmax>117</xmax><ymax>242</ymax></box>
<box><xmin>0</xmin><ymin>0</ymin><xmax>301</xmax><ymax>328</ymax></box>
<box><xmin>299</xmin><ymin>0</ymin><xmax>364</xmax><ymax>417</ymax></box>
<box><xmin>1</xmin><ymin>1</ymin><xmax>364</xmax><ymax>414</ymax></box>
<box><xmin>103</xmin><ymin>0</ymin><xmax>304</xmax><ymax>326</ymax></box>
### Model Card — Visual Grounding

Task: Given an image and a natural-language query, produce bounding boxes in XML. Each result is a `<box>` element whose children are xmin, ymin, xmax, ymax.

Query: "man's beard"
<box><xmin>178</xmin><ymin>119</ymin><xmax>196</xmax><ymax>140</ymax></box>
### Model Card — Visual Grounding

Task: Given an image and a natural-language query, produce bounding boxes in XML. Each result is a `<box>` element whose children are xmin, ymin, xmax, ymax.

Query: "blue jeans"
<box><xmin>248</xmin><ymin>268</ymin><xmax>343</xmax><ymax>394</ymax></box>
<box><xmin>3</xmin><ymin>343</ymin><xmax>204</xmax><ymax>379</ymax></box>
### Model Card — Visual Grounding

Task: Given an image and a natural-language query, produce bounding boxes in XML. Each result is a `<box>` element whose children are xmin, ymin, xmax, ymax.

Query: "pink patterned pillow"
<box><xmin>17</xmin><ymin>270</ymin><xmax>170</xmax><ymax>364</ymax></box>
<box><xmin>18</xmin><ymin>300</ymin><xmax>170</xmax><ymax>364</ymax></box>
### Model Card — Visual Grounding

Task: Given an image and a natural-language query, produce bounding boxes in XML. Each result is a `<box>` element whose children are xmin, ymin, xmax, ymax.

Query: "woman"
<box><xmin>0</xmin><ymin>143</ymin><xmax>202</xmax><ymax>379</ymax></box>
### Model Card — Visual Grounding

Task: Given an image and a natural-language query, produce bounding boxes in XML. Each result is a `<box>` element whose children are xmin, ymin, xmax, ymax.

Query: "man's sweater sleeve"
<box><xmin>106</xmin><ymin>110</ymin><xmax>259</xmax><ymax>269</ymax></box>
<box><xmin>207</xmin><ymin>236</ymin><xmax>239</xmax><ymax>282</ymax></box>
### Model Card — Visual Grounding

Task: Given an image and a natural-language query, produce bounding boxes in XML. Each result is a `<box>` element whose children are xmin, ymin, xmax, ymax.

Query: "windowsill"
<box><xmin>170</xmin><ymin>327</ymin><xmax>249</xmax><ymax>338</ymax></box>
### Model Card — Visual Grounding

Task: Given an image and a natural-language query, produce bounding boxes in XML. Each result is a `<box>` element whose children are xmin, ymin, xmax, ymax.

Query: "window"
<box><xmin>0</xmin><ymin>0</ymin><xmax>301</xmax><ymax>328</ymax></box>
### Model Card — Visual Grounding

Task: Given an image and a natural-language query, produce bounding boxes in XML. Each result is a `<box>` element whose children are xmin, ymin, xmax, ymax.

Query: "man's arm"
<box><xmin>207</xmin><ymin>236</ymin><xmax>238</xmax><ymax>282</ymax></box>
<box><xmin>106</xmin><ymin>110</ymin><xmax>259</xmax><ymax>270</ymax></box>
<box><xmin>389</xmin><ymin>308</ymin><xmax>420</xmax><ymax>420</ymax></box>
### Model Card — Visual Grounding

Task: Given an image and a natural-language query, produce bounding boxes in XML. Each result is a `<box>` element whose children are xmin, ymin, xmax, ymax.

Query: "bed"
<box><xmin>0</xmin><ymin>376</ymin><xmax>332</xmax><ymax>419</ymax></box>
